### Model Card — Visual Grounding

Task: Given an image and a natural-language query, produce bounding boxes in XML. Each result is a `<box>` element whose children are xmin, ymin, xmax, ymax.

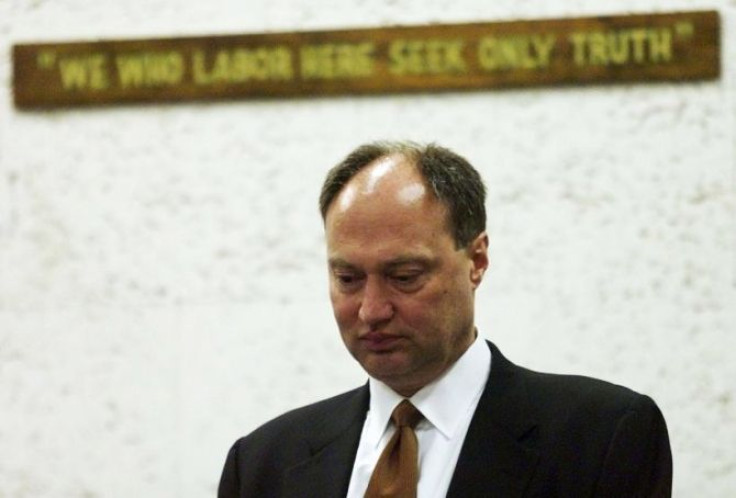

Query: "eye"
<box><xmin>332</xmin><ymin>270</ymin><xmax>364</xmax><ymax>292</ymax></box>
<box><xmin>338</xmin><ymin>274</ymin><xmax>356</xmax><ymax>284</ymax></box>
<box><xmin>389</xmin><ymin>270</ymin><xmax>425</xmax><ymax>291</ymax></box>
<box><xmin>393</xmin><ymin>273</ymin><xmax>419</xmax><ymax>283</ymax></box>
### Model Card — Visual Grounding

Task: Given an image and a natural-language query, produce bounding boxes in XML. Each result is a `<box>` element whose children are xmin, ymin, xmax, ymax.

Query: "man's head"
<box><xmin>320</xmin><ymin>141</ymin><xmax>486</xmax><ymax>249</ymax></box>
<box><xmin>320</xmin><ymin>141</ymin><xmax>489</xmax><ymax>396</ymax></box>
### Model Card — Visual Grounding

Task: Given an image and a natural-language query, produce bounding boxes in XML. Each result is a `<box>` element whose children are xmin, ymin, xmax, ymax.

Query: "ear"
<box><xmin>467</xmin><ymin>231</ymin><xmax>489</xmax><ymax>289</ymax></box>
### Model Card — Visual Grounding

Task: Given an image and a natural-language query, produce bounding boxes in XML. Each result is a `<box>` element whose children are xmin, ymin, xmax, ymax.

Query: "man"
<box><xmin>219</xmin><ymin>141</ymin><xmax>672</xmax><ymax>497</ymax></box>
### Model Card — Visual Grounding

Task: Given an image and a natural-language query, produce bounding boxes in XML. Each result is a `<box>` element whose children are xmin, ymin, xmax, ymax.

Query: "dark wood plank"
<box><xmin>12</xmin><ymin>10</ymin><xmax>720</xmax><ymax>108</ymax></box>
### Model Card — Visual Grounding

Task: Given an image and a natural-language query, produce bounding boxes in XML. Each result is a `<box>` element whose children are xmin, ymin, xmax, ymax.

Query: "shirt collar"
<box><xmin>365</xmin><ymin>337</ymin><xmax>491</xmax><ymax>447</ymax></box>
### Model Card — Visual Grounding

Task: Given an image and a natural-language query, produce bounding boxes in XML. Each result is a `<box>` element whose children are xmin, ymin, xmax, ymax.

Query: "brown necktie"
<box><xmin>364</xmin><ymin>400</ymin><xmax>424</xmax><ymax>498</ymax></box>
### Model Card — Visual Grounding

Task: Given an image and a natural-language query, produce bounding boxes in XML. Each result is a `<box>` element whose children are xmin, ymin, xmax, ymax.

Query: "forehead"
<box><xmin>329</xmin><ymin>155</ymin><xmax>436</xmax><ymax>217</ymax></box>
<box><xmin>334</xmin><ymin>155</ymin><xmax>424</xmax><ymax>208</ymax></box>
<box><xmin>325</xmin><ymin>155</ymin><xmax>454</xmax><ymax>253</ymax></box>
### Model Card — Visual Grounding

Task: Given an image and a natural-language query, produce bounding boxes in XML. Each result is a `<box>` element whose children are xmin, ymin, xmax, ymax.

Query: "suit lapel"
<box><xmin>447</xmin><ymin>342</ymin><xmax>540</xmax><ymax>498</ymax></box>
<box><xmin>281</xmin><ymin>386</ymin><xmax>369</xmax><ymax>498</ymax></box>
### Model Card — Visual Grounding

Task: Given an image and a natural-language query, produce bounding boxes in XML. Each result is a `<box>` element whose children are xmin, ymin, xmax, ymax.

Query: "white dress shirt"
<box><xmin>346</xmin><ymin>337</ymin><xmax>492</xmax><ymax>498</ymax></box>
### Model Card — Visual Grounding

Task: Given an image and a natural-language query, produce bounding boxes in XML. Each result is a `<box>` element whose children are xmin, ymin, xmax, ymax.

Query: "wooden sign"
<box><xmin>13</xmin><ymin>10</ymin><xmax>719</xmax><ymax>108</ymax></box>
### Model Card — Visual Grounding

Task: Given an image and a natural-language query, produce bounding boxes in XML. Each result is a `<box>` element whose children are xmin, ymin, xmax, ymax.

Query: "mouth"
<box><xmin>359</xmin><ymin>332</ymin><xmax>403</xmax><ymax>351</ymax></box>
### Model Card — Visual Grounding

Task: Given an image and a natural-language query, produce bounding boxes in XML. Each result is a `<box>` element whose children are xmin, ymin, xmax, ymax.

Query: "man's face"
<box><xmin>325</xmin><ymin>155</ymin><xmax>488</xmax><ymax>396</ymax></box>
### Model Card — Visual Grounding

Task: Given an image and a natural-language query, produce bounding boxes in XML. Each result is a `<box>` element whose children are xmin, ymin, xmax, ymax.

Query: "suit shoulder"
<box><xmin>230</xmin><ymin>385</ymin><xmax>367</xmax><ymax>451</ymax></box>
<box><xmin>510</xmin><ymin>367</ymin><xmax>671</xmax><ymax>496</ymax></box>
<box><xmin>219</xmin><ymin>386</ymin><xmax>368</xmax><ymax>497</ymax></box>
<box><xmin>517</xmin><ymin>365</ymin><xmax>660</xmax><ymax>421</ymax></box>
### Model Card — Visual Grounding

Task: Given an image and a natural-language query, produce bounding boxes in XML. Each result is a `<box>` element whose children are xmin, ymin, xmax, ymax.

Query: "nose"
<box><xmin>358</xmin><ymin>277</ymin><xmax>394</xmax><ymax>326</ymax></box>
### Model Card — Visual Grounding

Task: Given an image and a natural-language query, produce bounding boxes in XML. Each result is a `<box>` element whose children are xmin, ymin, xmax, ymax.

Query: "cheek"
<box><xmin>403</xmin><ymin>283</ymin><xmax>466</xmax><ymax>325</ymax></box>
<box><xmin>394</xmin><ymin>296</ymin><xmax>435</xmax><ymax>326</ymax></box>
<box><xmin>330</xmin><ymin>295</ymin><xmax>359</xmax><ymax>327</ymax></box>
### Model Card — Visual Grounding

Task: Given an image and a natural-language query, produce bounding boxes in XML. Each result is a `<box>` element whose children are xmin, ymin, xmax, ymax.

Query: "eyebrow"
<box><xmin>328</xmin><ymin>258</ymin><xmax>357</xmax><ymax>270</ymax></box>
<box><xmin>328</xmin><ymin>255</ymin><xmax>435</xmax><ymax>271</ymax></box>
<box><xmin>384</xmin><ymin>256</ymin><xmax>433</xmax><ymax>269</ymax></box>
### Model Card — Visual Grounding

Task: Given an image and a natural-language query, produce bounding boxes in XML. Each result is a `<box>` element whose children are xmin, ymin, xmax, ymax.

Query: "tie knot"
<box><xmin>391</xmin><ymin>400</ymin><xmax>423</xmax><ymax>428</ymax></box>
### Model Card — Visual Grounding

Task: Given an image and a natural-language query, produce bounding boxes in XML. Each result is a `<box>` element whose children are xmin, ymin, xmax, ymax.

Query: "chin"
<box><xmin>362</xmin><ymin>358</ymin><xmax>411</xmax><ymax>382</ymax></box>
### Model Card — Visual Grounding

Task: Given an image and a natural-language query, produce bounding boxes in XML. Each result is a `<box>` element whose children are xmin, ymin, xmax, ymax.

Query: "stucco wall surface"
<box><xmin>1</xmin><ymin>0</ymin><xmax>735</xmax><ymax>497</ymax></box>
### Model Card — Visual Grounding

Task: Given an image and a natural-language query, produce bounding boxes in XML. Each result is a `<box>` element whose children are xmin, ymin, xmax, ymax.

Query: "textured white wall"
<box><xmin>1</xmin><ymin>0</ymin><xmax>735</xmax><ymax>496</ymax></box>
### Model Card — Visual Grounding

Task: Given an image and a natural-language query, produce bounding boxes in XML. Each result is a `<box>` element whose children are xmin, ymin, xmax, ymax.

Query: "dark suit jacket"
<box><xmin>219</xmin><ymin>341</ymin><xmax>672</xmax><ymax>497</ymax></box>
